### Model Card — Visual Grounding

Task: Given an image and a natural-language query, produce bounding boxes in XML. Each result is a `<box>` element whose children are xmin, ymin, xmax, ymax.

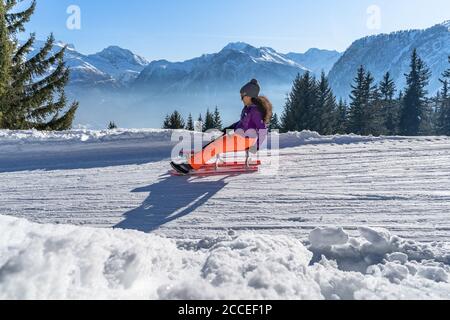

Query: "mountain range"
<box><xmin>133</xmin><ymin>42</ymin><xmax>340</xmax><ymax>95</ymax></box>
<box><xmin>329</xmin><ymin>21</ymin><xmax>450</xmax><ymax>99</ymax></box>
<box><xmin>27</xmin><ymin>20</ymin><xmax>450</xmax><ymax>128</ymax></box>
<box><xmin>28</xmin><ymin>41</ymin><xmax>341</xmax><ymax>128</ymax></box>
<box><xmin>29</xmin><ymin>41</ymin><xmax>149</xmax><ymax>88</ymax></box>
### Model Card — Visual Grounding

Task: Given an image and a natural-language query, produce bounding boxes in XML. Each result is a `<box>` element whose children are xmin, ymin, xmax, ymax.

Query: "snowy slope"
<box><xmin>285</xmin><ymin>49</ymin><xmax>343</xmax><ymax>75</ymax></box>
<box><xmin>0</xmin><ymin>129</ymin><xmax>449</xmax><ymax>299</ymax></box>
<box><xmin>329</xmin><ymin>21</ymin><xmax>450</xmax><ymax>99</ymax></box>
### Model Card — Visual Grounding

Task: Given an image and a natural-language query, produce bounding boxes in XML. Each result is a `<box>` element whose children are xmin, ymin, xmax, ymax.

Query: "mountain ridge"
<box><xmin>329</xmin><ymin>21</ymin><xmax>450</xmax><ymax>99</ymax></box>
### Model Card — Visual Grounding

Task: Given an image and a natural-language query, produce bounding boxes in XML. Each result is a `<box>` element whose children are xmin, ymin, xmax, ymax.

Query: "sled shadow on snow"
<box><xmin>114</xmin><ymin>174</ymin><xmax>230</xmax><ymax>233</ymax></box>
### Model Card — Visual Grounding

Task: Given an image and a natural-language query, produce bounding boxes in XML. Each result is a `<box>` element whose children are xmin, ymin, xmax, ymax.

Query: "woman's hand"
<box><xmin>222</xmin><ymin>125</ymin><xmax>235</xmax><ymax>135</ymax></box>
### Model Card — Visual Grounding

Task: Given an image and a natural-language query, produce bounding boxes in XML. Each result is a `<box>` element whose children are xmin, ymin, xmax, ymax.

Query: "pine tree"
<box><xmin>379</xmin><ymin>72</ymin><xmax>398</xmax><ymax>135</ymax></box>
<box><xmin>0</xmin><ymin>1</ymin><xmax>11</xmax><ymax>127</ymax></box>
<box><xmin>163</xmin><ymin>114</ymin><xmax>171</xmax><ymax>129</ymax></box>
<box><xmin>399</xmin><ymin>49</ymin><xmax>431</xmax><ymax>136</ymax></box>
<box><xmin>335</xmin><ymin>99</ymin><xmax>348</xmax><ymax>134</ymax></box>
<box><xmin>281</xmin><ymin>76</ymin><xmax>301</xmax><ymax>132</ymax></box>
<box><xmin>269</xmin><ymin>113</ymin><xmax>280</xmax><ymax>131</ymax></box>
<box><xmin>347</xmin><ymin>66</ymin><xmax>368</xmax><ymax>135</ymax></box>
<box><xmin>437</xmin><ymin>56</ymin><xmax>450</xmax><ymax>135</ymax></box>
<box><xmin>170</xmin><ymin>110</ymin><xmax>185</xmax><ymax>129</ymax></box>
<box><xmin>185</xmin><ymin>113</ymin><xmax>194</xmax><ymax>131</ymax></box>
<box><xmin>213</xmin><ymin>106</ymin><xmax>222</xmax><ymax>130</ymax></box>
<box><xmin>203</xmin><ymin>108</ymin><xmax>215</xmax><ymax>131</ymax></box>
<box><xmin>366</xmin><ymin>85</ymin><xmax>386</xmax><ymax>136</ymax></box>
<box><xmin>197</xmin><ymin>114</ymin><xmax>204</xmax><ymax>132</ymax></box>
<box><xmin>281</xmin><ymin>72</ymin><xmax>317</xmax><ymax>132</ymax></box>
<box><xmin>162</xmin><ymin>111</ymin><xmax>185</xmax><ymax>129</ymax></box>
<box><xmin>108</xmin><ymin>121</ymin><xmax>117</xmax><ymax>129</ymax></box>
<box><xmin>347</xmin><ymin>66</ymin><xmax>383</xmax><ymax>135</ymax></box>
<box><xmin>0</xmin><ymin>0</ymin><xmax>78</xmax><ymax>130</ymax></box>
<box><xmin>316</xmin><ymin>72</ymin><xmax>337</xmax><ymax>135</ymax></box>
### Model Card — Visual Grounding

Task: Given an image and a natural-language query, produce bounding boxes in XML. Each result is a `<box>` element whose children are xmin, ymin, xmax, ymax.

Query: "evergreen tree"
<box><xmin>379</xmin><ymin>72</ymin><xmax>396</xmax><ymax>101</ymax></box>
<box><xmin>108</xmin><ymin>121</ymin><xmax>117</xmax><ymax>129</ymax></box>
<box><xmin>162</xmin><ymin>111</ymin><xmax>185</xmax><ymax>129</ymax></box>
<box><xmin>347</xmin><ymin>66</ymin><xmax>383</xmax><ymax>135</ymax></box>
<box><xmin>185</xmin><ymin>113</ymin><xmax>194</xmax><ymax>131</ymax></box>
<box><xmin>281</xmin><ymin>76</ymin><xmax>300</xmax><ymax>132</ymax></box>
<box><xmin>379</xmin><ymin>72</ymin><xmax>399</xmax><ymax>135</ymax></box>
<box><xmin>437</xmin><ymin>56</ymin><xmax>450</xmax><ymax>135</ymax></box>
<box><xmin>197</xmin><ymin>113</ymin><xmax>203</xmax><ymax>132</ymax></box>
<box><xmin>0</xmin><ymin>1</ymin><xmax>11</xmax><ymax>127</ymax></box>
<box><xmin>269</xmin><ymin>113</ymin><xmax>281</xmax><ymax>131</ymax></box>
<box><xmin>347</xmin><ymin>66</ymin><xmax>369</xmax><ymax>135</ymax></box>
<box><xmin>365</xmin><ymin>85</ymin><xmax>386</xmax><ymax>136</ymax></box>
<box><xmin>162</xmin><ymin>114</ymin><xmax>171</xmax><ymax>129</ymax></box>
<box><xmin>316</xmin><ymin>72</ymin><xmax>337</xmax><ymax>135</ymax></box>
<box><xmin>170</xmin><ymin>110</ymin><xmax>185</xmax><ymax>129</ymax></box>
<box><xmin>0</xmin><ymin>0</ymin><xmax>78</xmax><ymax>130</ymax></box>
<box><xmin>335</xmin><ymin>99</ymin><xmax>348</xmax><ymax>134</ymax></box>
<box><xmin>399</xmin><ymin>49</ymin><xmax>431</xmax><ymax>135</ymax></box>
<box><xmin>203</xmin><ymin>108</ymin><xmax>215</xmax><ymax>131</ymax></box>
<box><xmin>213</xmin><ymin>106</ymin><xmax>222</xmax><ymax>130</ymax></box>
<box><xmin>281</xmin><ymin>72</ymin><xmax>317</xmax><ymax>132</ymax></box>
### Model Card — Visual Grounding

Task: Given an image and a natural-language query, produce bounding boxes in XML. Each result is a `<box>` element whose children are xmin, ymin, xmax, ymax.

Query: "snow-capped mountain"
<box><xmin>285</xmin><ymin>49</ymin><xmax>343</xmax><ymax>75</ymax></box>
<box><xmin>86</xmin><ymin>46</ymin><xmax>149</xmax><ymax>83</ymax></box>
<box><xmin>29</xmin><ymin>40</ymin><xmax>115</xmax><ymax>87</ymax></box>
<box><xmin>27</xmin><ymin>41</ymin><xmax>149</xmax><ymax>87</ymax></box>
<box><xmin>134</xmin><ymin>42</ymin><xmax>309</xmax><ymax>94</ymax></box>
<box><xmin>328</xmin><ymin>21</ymin><xmax>450</xmax><ymax>99</ymax></box>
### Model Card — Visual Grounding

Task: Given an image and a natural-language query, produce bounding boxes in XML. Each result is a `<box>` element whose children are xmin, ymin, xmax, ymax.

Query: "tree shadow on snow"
<box><xmin>114</xmin><ymin>174</ymin><xmax>229</xmax><ymax>233</ymax></box>
<box><xmin>0</xmin><ymin>145</ymin><xmax>172</xmax><ymax>173</ymax></box>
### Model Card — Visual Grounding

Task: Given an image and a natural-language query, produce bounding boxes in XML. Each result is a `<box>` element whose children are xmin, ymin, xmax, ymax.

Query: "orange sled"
<box><xmin>171</xmin><ymin>150</ymin><xmax>261</xmax><ymax>176</ymax></box>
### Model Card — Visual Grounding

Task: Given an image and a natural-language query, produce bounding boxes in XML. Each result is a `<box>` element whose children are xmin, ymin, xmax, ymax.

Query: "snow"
<box><xmin>309</xmin><ymin>227</ymin><xmax>349</xmax><ymax>248</ymax></box>
<box><xmin>0</xmin><ymin>215</ymin><xmax>448</xmax><ymax>300</ymax></box>
<box><xmin>0</xmin><ymin>129</ymin><xmax>449</xmax><ymax>299</ymax></box>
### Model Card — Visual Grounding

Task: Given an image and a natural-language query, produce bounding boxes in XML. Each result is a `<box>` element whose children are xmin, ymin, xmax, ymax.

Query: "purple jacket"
<box><xmin>234</xmin><ymin>104</ymin><xmax>267</xmax><ymax>132</ymax></box>
<box><xmin>232</xmin><ymin>104</ymin><xmax>268</xmax><ymax>147</ymax></box>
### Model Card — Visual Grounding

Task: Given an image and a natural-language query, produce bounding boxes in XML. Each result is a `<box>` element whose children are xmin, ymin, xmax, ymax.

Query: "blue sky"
<box><xmin>16</xmin><ymin>0</ymin><xmax>450</xmax><ymax>61</ymax></box>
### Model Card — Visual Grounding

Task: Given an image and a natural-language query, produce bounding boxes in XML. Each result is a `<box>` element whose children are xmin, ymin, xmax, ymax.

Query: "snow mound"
<box><xmin>1</xmin><ymin>215</ymin><xmax>449</xmax><ymax>300</ymax></box>
<box><xmin>309</xmin><ymin>227</ymin><xmax>450</xmax><ymax>274</ymax></box>
<box><xmin>309</xmin><ymin>227</ymin><xmax>349</xmax><ymax>248</ymax></box>
<box><xmin>0</xmin><ymin>129</ymin><xmax>412</xmax><ymax>154</ymax></box>
<box><xmin>275</xmin><ymin>130</ymin><xmax>409</xmax><ymax>148</ymax></box>
<box><xmin>0</xmin><ymin>128</ymin><xmax>177</xmax><ymax>145</ymax></box>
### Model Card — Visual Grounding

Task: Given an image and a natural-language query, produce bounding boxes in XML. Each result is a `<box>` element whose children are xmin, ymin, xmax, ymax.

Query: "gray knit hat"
<box><xmin>240</xmin><ymin>79</ymin><xmax>260</xmax><ymax>98</ymax></box>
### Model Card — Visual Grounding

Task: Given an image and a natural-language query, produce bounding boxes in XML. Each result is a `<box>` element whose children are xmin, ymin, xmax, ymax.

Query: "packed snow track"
<box><xmin>1</xmin><ymin>129</ymin><xmax>449</xmax><ymax>242</ymax></box>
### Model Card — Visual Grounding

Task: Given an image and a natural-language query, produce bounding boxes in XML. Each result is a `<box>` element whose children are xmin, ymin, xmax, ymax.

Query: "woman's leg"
<box><xmin>189</xmin><ymin>134</ymin><xmax>257</xmax><ymax>170</ymax></box>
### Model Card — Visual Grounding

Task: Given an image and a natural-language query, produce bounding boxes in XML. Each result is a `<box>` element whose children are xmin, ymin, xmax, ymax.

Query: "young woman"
<box><xmin>171</xmin><ymin>79</ymin><xmax>273</xmax><ymax>174</ymax></box>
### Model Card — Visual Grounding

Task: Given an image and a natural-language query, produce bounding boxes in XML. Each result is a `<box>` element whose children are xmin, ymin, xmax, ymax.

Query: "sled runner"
<box><xmin>170</xmin><ymin>149</ymin><xmax>261</xmax><ymax>176</ymax></box>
